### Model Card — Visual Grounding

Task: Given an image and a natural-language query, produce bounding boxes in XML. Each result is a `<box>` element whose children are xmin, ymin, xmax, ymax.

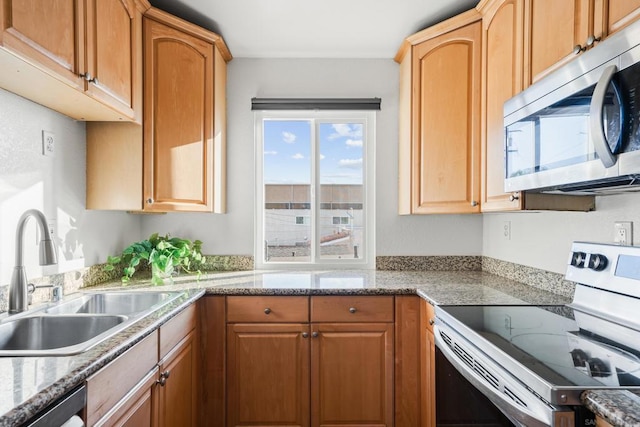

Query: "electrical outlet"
<box><xmin>42</xmin><ymin>130</ymin><xmax>55</xmax><ymax>157</ymax></box>
<box><xmin>614</xmin><ymin>221</ymin><xmax>633</xmax><ymax>245</ymax></box>
<box><xmin>502</xmin><ymin>221</ymin><xmax>511</xmax><ymax>240</ymax></box>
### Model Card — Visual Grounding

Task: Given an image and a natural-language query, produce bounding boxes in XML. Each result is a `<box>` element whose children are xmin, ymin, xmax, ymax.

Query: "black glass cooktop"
<box><xmin>438</xmin><ymin>305</ymin><xmax>640</xmax><ymax>389</ymax></box>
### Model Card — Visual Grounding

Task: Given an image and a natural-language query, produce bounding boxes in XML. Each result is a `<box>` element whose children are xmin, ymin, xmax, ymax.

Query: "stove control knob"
<box><xmin>570</xmin><ymin>251</ymin><xmax>587</xmax><ymax>268</ymax></box>
<box><xmin>588</xmin><ymin>254</ymin><xmax>608</xmax><ymax>271</ymax></box>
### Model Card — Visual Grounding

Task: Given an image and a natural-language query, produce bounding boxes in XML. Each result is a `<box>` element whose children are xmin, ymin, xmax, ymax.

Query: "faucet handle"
<box><xmin>52</xmin><ymin>286</ymin><xmax>63</xmax><ymax>302</ymax></box>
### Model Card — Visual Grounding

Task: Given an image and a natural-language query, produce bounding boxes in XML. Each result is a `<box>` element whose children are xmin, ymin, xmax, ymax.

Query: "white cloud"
<box><xmin>328</xmin><ymin>124</ymin><xmax>363</xmax><ymax>140</ymax></box>
<box><xmin>345</xmin><ymin>139</ymin><xmax>363</xmax><ymax>147</ymax></box>
<box><xmin>338</xmin><ymin>158</ymin><xmax>363</xmax><ymax>169</ymax></box>
<box><xmin>282</xmin><ymin>131</ymin><xmax>296</xmax><ymax>144</ymax></box>
<box><xmin>264</xmin><ymin>150</ymin><xmax>278</xmax><ymax>155</ymax></box>
<box><xmin>292</xmin><ymin>153</ymin><xmax>305</xmax><ymax>160</ymax></box>
<box><xmin>320</xmin><ymin>154</ymin><xmax>326</xmax><ymax>160</ymax></box>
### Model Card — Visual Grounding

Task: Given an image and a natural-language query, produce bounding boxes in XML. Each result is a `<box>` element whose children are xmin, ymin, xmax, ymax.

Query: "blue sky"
<box><xmin>263</xmin><ymin>120</ymin><xmax>363</xmax><ymax>184</ymax></box>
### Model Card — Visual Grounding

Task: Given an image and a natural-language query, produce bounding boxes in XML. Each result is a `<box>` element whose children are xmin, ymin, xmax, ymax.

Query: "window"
<box><xmin>256</xmin><ymin>111</ymin><xmax>375</xmax><ymax>268</ymax></box>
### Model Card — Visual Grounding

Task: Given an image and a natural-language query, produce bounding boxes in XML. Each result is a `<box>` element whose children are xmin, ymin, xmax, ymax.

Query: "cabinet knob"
<box><xmin>471</xmin><ymin>200</ymin><xmax>478</xmax><ymax>207</ymax></box>
<box><xmin>585</xmin><ymin>35</ymin><xmax>601</xmax><ymax>47</ymax></box>
<box><xmin>80</xmin><ymin>72</ymin><xmax>98</xmax><ymax>84</ymax></box>
<box><xmin>302</xmin><ymin>332</ymin><xmax>309</xmax><ymax>338</ymax></box>
<box><xmin>429</xmin><ymin>318</ymin><xmax>435</xmax><ymax>326</ymax></box>
<box><xmin>264</xmin><ymin>308</ymin><xmax>271</xmax><ymax>314</ymax></box>
<box><xmin>146</xmin><ymin>198</ymin><xmax>154</xmax><ymax>204</ymax></box>
<box><xmin>349</xmin><ymin>307</ymin><xmax>357</xmax><ymax>314</ymax></box>
<box><xmin>312</xmin><ymin>332</ymin><xmax>319</xmax><ymax>338</ymax></box>
<box><xmin>573</xmin><ymin>44</ymin><xmax>585</xmax><ymax>55</ymax></box>
<box><xmin>157</xmin><ymin>370</ymin><xmax>171</xmax><ymax>386</ymax></box>
<box><xmin>509</xmin><ymin>194</ymin><xmax>520</xmax><ymax>202</ymax></box>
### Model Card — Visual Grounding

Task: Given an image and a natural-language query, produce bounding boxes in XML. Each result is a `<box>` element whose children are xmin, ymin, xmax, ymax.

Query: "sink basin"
<box><xmin>0</xmin><ymin>291</ymin><xmax>186</xmax><ymax>356</ymax></box>
<box><xmin>44</xmin><ymin>292</ymin><xmax>180</xmax><ymax>316</ymax></box>
<box><xmin>0</xmin><ymin>315</ymin><xmax>127</xmax><ymax>356</ymax></box>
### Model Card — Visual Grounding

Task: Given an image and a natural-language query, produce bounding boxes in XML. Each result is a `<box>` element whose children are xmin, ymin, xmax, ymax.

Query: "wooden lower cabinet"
<box><xmin>420</xmin><ymin>300</ymin><xmax>436</xmax><ymax>427</ymax></box>
<box><xmin>311</xmin><ymin>322</ymin><xmax>394</xmax><ymax>427</ymax></box>
<box><xmin>226</xmin><ymin>323</ymin><xmax>310</xmax><ymax>427</ymax></box>
<box><xmin>224</xmin><ymin>296</ymin><xmax>395</xmax><ymax>427</ymax></box>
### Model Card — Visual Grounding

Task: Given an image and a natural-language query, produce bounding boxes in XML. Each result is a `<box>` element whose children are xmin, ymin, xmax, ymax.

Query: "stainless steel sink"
<box><xmin>0</xmin><ymin>315</ymin><xmax>127</xmax><ymax>355</ymax></box>
<box><xmin>0</xmin><ymin>291</ymin><xmax>186</xmax><ymax>356</ymax></box>
<box><xmin>44</xmin><ymin>291</ymin><xmax>180</xmax><ymax>316</ymax></box>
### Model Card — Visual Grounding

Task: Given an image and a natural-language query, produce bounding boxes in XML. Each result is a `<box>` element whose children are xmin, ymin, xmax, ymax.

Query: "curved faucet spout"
<box><xmin>9</xmin><ymin>209</ymin><xmax>58</xmax><ymax>314</ymax></box>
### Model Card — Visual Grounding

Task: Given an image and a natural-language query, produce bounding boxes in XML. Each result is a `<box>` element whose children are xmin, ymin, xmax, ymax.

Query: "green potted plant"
<box><xmin>105</xmin><ymin>233</ymin><xmax>205</xmax><ymax>285</ymax></box>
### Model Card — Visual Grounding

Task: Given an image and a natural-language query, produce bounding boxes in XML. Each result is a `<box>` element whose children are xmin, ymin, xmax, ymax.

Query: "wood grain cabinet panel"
<box><xmin>227</xmin><ymin>296</ymin><xmax>309</xmax><ymax>323</ymax></box>
<box><xmin>605</xmin><ymin>0</ymin><xmax>640</xmax><ymax>35</ymax></box>
<box><xmin>0</xmin><ymin>0</ymin><xmax>143</xmax><ymax>121</ymax></box>
<box><xmin>227</xmin><ymin>323</ymin><xmax>311</xmax><ymax>427</ymax></box>
<box><xmin>311</xmin><ymin>296</ymin><xmax>393</xmax><ymax>323</ymax></box>
<box><xmin>397</xmin><ymin>12</ymin><xmax>482</xmax><ymax>214</ymax></box>
<box><xmin>311</xmin><ymin>322</ymin><xmax>394</xmax><ymax>427</ymax></box>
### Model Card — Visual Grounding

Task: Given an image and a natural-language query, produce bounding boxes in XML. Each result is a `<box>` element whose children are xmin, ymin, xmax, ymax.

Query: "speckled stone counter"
<box><xmin>582</xmin><ymin>390</ymin><xmax>640</xmax><ymax>427</ymax></box>
<box><xmin>0</xmin><ymin>289</ymin><xmax>204</xmax><ymax>427</ymax></box>
<box><xmin>3</xmin><ymin>268</ymin><xmax>637</xmax><ymax>426</ymax></box>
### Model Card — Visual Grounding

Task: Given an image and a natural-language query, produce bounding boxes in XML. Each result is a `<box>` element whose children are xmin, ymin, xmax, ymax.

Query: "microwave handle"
<box><xmin>589</xmin><ymin>64</ymin><xmax>618</xmax><ymax>168</ymax></box>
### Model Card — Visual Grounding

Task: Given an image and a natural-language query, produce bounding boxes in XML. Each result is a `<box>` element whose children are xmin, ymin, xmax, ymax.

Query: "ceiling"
<box><xmin>148</xmin><ymin>0</ymin><xmax>480</xmax><ymax>59</ymax></box>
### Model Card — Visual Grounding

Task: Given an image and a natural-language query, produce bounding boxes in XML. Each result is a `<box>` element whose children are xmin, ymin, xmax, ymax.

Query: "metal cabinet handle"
<box><xmin>80</xmin><ymin>72</ymin><xmax>98</xmax><ymax>84</ymax></box>
<box><xmin>312</xmin><ymin>332</ymin><xmax>319</xmax><ymax>338</ymax></box>
<box><xmin>264</xmin><ymin>308</ymin><xmax>272</xmax><ymax>314</ymax></box>
<box><xmin>585</xmin><ymin>35</ymin><xmax>601</xmax><ymax>47</ymax></box>
<box><xmin>157</xmin><ymin>370</ymin><xmax>171</xmax><ymax>386</ymax></box>
<box><xmin>146</xmin><ymin>198</ymin><xmax>154</xmax><ymax>204</ymax></box>
<box><xmin>573</xmin><ymin>44</ymin><xmax>585</xmax><ymax>55</ymax></box>
<box><xmin>471</xmin><ymin>200</ymin><xmax>478</xmax><ymax>207</ymax></box>
<box><xmin>590</xmin><ymin>64</ymin><xmax>619</xmax><ymax>168</ymax></box>
<box><xmin>509</xmin><ymin>194</ymin><xmax>519</xmax><ymax>202</ymax></box>
<box><xmin>429</xmin><ymin>318</ymin><xmax>435</xmax><ymax>326</ymax></box>
<box><xmin>349</xmin><ymin>307</ymin><xmax>357</xmax><ymax>314</ymax></box>
<box><xmin>302</xmin><ymin>332</ymin><xmax>309</xmax><ymax>338</ymax></box>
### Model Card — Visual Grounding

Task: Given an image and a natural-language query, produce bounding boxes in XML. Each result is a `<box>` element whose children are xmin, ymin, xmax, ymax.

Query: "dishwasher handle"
<box><xmin>26</xmin><ymin>385</ymin><xmax>86</xmax><ymax>427</ymax></box>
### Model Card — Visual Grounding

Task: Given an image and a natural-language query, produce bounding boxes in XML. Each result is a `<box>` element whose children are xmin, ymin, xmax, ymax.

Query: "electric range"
<box><xmin>435</xmin><ymin>242</ymin><xmax>640</xmax><ymax>426</ymax></box>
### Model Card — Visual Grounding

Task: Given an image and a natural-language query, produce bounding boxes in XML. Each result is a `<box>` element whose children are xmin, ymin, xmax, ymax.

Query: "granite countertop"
<box><xmin>0</xmin><ymin>269</ymin><xmax>637</xmax><ymax>426</ymax></box>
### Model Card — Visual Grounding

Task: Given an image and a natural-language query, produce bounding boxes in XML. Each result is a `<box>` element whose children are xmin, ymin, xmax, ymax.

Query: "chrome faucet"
<box><xmin>9</xmin><ymin>209</ymin><xmax>58</xmax><ymax>314</ymax></box>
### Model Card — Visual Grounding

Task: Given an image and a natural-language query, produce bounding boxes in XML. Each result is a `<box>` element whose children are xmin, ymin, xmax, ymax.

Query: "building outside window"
<box><xmin>255</xmin><ymin>110</ymin><xmax>375</xmax><ymax>268</ymax></box>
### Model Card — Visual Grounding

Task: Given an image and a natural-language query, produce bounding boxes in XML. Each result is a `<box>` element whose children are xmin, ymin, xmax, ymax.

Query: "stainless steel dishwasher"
<box><xmin>24</xmin><ymin>386</ymin><xmax>85</xmax><ymax>427</ymax></box>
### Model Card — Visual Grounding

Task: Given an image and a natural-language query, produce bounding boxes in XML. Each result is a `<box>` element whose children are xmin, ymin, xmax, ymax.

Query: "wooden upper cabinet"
<box><xmin>398</xmin><ymin>14</ymin><xmax>481</xmax><ymax>214</ymax></box>
<box><xmin>0</xmin><ymin>0</ymin><xmax>84</xmax><ymax>88</ymax></box>
<box><xmin>143</xmin><ymin>14</ymin><xmax>226</xmax><ymax>212</ymax></box>
<box><xmin>605</xmin><ymin>0</ymin><xmax>640</xmax><ymax>36</ymax></box>
<box><xmin>0</xmin><ymin>0</ymin><xmax>143</xmax><ymax>121</ymax></box>
<box><xmin>480</xmin><ymin>0</ymin><xmax>525</xmax><ymax>211</ymax></box>
<box><xmin>85</xmin><ymin>0</ymin><xmax>142</xmax><ymax>122</ymax></box>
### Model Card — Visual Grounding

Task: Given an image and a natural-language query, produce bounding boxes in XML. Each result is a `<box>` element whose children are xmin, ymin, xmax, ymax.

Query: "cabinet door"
<box><xmin>481</xmin><ymin>0</ymin><xmax>525</xmax><ymax>211</ymax></box>
<box><xmin>143</xmin><ymin>17</ymin><xmax>214</xmax><ymax>212</ymax></box>
<box><xmin>605</xmin><ymin>0</ymin><xmax>640</xmax><ymax>36</ymax></box>
<box><xmin>0</xmin><ymin>0</ymin><xmax>84</xmax><ymax>88</ymax></box>
<box><xmin>156</xmin><ymin>331</ymin><xmax>197</xmax><ymax>427</ymax></box>
<box><xmin>421</xmin><ymin>301</ymin><xmax>436</xmax><ymax>427</ymax></box>
<box><xmin>227</xmin><ymin>323</ymin><xmax>310</xmax><ymax>427</ymax></box>
<box><xmin>528</xmin><ymin>0</ymin><xmax>593</xmax><ymax>83</ymax></box>
<box><xmin>311</xmin><ymin>323</ymin><xmax>394</xmax><ymax>427</ymax></box>
<box><xmin>411</xmin><ymin>21</ymin><xmax>481</xmax><ymax>214</ymax></box>
<box><xmin>85</xmin><ymin>0</ymin><xmax>142</xmax><ymax>122</ymax></box>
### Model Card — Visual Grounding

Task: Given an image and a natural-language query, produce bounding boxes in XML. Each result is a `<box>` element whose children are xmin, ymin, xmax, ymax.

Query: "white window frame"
<box><xmin>255</xmin><ymin>110</ymin><xmax>376</xmax><ymax>270</ymax></box>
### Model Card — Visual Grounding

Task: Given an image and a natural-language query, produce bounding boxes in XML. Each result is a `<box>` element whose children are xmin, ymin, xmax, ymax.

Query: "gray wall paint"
<box><xmin>141</xmin><ymin>58</ymin><xmax>484</xmax><ymax>258</ymax></box>
<box><xmin>483</xmin><ymin>192</ymin><xmax>640</xmax><ymax>274</ymax></box>
<box><xmin>0</xmin><ymin>88</ymin><xmax>141</xmax><ymax>285</ymax></box>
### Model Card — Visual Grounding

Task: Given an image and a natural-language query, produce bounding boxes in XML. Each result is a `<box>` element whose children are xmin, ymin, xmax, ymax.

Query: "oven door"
<box><xmin>434</xmin><ymin>322</ymin><xmax>578</xmax><ymax>427</ymax></box>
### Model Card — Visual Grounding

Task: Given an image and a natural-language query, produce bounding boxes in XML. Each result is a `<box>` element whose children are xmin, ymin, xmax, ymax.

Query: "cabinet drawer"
<box><xmin>85</xmin><ymin>332</ymin><xmax>158</xmax><ymax>426</ymax></box>
<box><xmin>159</xmin><ymin>303</ymin><xmax>196</xmax><ymax>359</ymax></box>
<box><xmin>311</xmin><ymin>296</ymin><xmax>394</xmax><ymax>322</ymax></box>
<box><xmin>227</xmin><ymin>296</ymin><xmax>309</xmax><ymax>323</ymax></box>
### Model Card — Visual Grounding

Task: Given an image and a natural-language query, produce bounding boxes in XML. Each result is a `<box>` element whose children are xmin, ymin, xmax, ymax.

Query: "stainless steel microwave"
<box><xmin>504</xmin><ymin>19</ymin><xmax>640</xmax><ymax>194</ymax></box>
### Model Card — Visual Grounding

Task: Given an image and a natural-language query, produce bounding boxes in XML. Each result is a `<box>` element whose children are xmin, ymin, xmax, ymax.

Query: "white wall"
<box><xmin>483</xmin><ymin>192</ymin><xmax>640</xmax><ymax>274</ymax></box>
<box><xmin>141</xmin><ymin>58</ymin><xmax>484</xmax><ymax>258</ymax></box>
<box><xmin>0</xmin><ymin>88</ymin><xmax>141</xmax><ymax>286</ymax></box>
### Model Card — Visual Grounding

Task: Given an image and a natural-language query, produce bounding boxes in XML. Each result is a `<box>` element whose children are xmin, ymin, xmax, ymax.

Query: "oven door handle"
<box><xmin>590</xmin><ymin>64</ymin><xmax>619</xmax><ymax>169</ymax></box>
<box><xmin>433</xmin><ymin>324</ymin><xmax>576</xmax><ymax>427</ymax></box>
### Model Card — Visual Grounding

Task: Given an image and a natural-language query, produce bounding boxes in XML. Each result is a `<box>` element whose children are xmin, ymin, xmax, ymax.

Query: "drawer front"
<box><xmin>227</xmin><ymin>296</ymin><xmax>309</xmax><ymax>323</ymax></box>
<box><xmin>86</xmin><ymin>332</ymin><xmax>158</xmax><ymax>426</ymax></box>
<box><xmin>311</xmin><ymin>296</ymin><xmax>394</xmax><ymax>322</ymax></box>
<box><xmin>159</xmin><ymin>303</ymin><xmax>196</xmax><ymax>359</ymax></box>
